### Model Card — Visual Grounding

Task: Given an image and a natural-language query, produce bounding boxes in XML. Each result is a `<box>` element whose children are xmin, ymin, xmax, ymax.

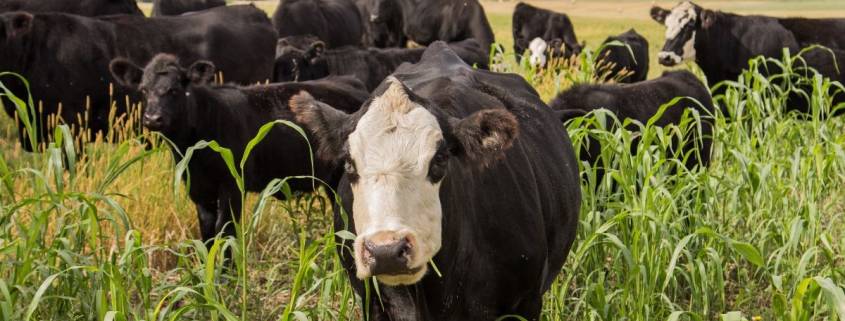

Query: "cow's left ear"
<box><xmin>449</xmin><ymin>109</ymin><xmax>519</xmax><ymax>168</ymax></box>
<box><xmin>6</xmin><ymin>12</ymin><xmax>33</xmax><ymax>38</ymax></box>
<box><xmin>650</xmin><ymin>6</ymin><xmax>669</xmax><ymax>24</ymax></box>
<box><xmin>701</xmin><ymin>10</ymin><xmax>717</xmax><ymax>29</ymax></box>
<box><xmin>187</xmin><ymin>60</ymin><xmax>215</xmax><ymax>85</ymax></box>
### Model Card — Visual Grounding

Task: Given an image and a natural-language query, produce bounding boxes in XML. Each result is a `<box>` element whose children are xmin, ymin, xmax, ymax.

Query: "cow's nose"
<box><xmin>657</xmin><ymin>52</ymin><xmax>678</xmax><ymax>66</ymax></box>
<box><xmin>362</xmin><ymin>237</ymin><xmax>413</xmax><ymax>275</ymax></box>
<box><xmin>370</xmin><ymin>15</ymin><xmax>381</xmax><ymax>23</ymax></box>
<box><xmin>143</xmin><ymin>114</ymin><xmax>163</xmax><ymax>129</ymax></box>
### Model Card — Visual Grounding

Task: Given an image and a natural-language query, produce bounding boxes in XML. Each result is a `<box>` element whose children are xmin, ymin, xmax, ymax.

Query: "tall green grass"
<box><xmin>1</xmin><ymin>43</ymin><xmax>844</xmax><ymax>321</ymax></box>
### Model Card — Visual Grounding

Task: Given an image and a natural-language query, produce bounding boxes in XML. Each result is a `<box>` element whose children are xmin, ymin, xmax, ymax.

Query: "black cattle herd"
<box><xmin>0</xmin><ymin>0</ymin><xmax>842</xmax><ymax>319</ymax></box>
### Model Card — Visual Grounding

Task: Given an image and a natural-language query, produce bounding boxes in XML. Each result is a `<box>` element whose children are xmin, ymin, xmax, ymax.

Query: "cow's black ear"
<box><xmin>187</xmin><ymin>60</ymin><xmax>215</xmax><ymax>85</ymax></box>
<box><xmin>306</xmin><ymin>41</ymin><xmax>326</xmax><ymax>60</ymax></box>
<box><xmin>650</xmin><ymin>6</ymin><xmax>669</xmax><ymax>24</ymax></box>
<box><xmin>555</xmin><ymin>109</ymin><xmax>588</xmax><ymax>123</ymax></box>
<box><xmin>109</xmin><ymin>58</ymin><xmax>143</xmax><ymax>89</ymax></box>
<box><xmin>7</xmin><ymin>12</ymin><xmax>33</xmax><ymax>37</ymax></box>
<box><xmin>701</xmin><ymin>10</ymin><xmax>717</xmax><ymax>28</ymax></box>
<box><xmin>289</xmin><ymin>91</ymin><xmax>352</xmax><ymax>164</ymax></box>
<box><xmin>449</xmin><ymin>109</ymin><xmax>519</xmax><ymax>169</ymax></box>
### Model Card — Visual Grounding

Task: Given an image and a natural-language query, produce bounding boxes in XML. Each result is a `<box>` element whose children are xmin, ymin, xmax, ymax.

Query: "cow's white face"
<box><xmin>290</xmin><ymin>76</ymin><xmax>519</xmax><ymax>286</ymax></box>
<box><xmin>657</xmin><ymin>1</ymin><xmax>698</xmax><ymax>66</ymax></box>
<box><xmin>528</xmin><ymin>37</ymin><xmax>548</xmax><ymax>68</ymax></box>
<box><xmin>346</xmin><ymin>80</ymin><xmax>445</xmax><ymax>285</ymax></box>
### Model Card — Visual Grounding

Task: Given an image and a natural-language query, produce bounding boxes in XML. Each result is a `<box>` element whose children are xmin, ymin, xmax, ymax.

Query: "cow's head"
<box><xmin>290</xmin><ymin>78</ymin><xmax>518</xmax><ymax>285</ymax></box>
<box><xmin>654</xmin><ymin>2</ymin><xmax>713</xmax><ymax>66</ymax></box>
<box><xmin>273</xmin><ymin>40</ymin><xmax>328</xmax><ymax>83</ymax></box>
<box><xmin>524</xmin><ymin>38</ymin><xmax>581</xmax><ymax>68</ymax></box>
<box><xmin>109</xmin><ymin>54</ymin><xmax>215</xmax><ymax>132</ymax></box>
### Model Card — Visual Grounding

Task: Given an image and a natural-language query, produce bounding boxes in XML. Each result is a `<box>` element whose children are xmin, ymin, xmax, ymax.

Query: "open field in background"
<box><xmin>1</xmin><ymin>1</ymin><xmax>845</xmax><ymax>320</ymax></box>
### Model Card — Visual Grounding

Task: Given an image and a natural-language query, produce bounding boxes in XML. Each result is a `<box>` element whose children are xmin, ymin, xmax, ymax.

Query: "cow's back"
<box><xmin>273</xmin><ymin>0</ymin><xmax>362</xmax><ymax>48</ymax></box>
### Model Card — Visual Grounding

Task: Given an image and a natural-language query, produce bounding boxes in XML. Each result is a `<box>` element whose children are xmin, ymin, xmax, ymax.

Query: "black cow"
<box><xmin>596</xmin><ymin>28</ymin><xmax>649</xmax><ymax>83</ymax></box>
<box><xmin>289</xmin><ymin>41</ymin><xmax>580</xmax><ymax>320</ymax></box>
<box><xmin>274</xmin><ymin>38</ymin><xmax>490</xmax><ymax>90</ymax></box>
<box><xmin>152</xmin><ymin>0</ymin><xmax>226</xmax><ymax>16</ymax></box>
<box><xmin>651</xmin><ymin>2</ymin><xmax>845</xmax><ymax>116</ymax></box>
<box><xmin>272</xmin><ymin>0</ymin><xmax>362</xmax><ymax>49</ymax></box>
<box><xmin>376</xmin><ymin>0</ymin><xmax>496</xmax><ymax>55</ymax></box>
<box><xmin>512</xmin><ymin>2</ymin><xmax>582</xmax><ymax>64</ymax></box>
<box><xmin>551</xmin><ymin>70</ymin><xmax>714</xmax><ymax>182</ymax></box>
<box><xmin>358</xmin><ymin>0</ymin><xmax>406</xmax><ymax>48</ymax></box>
<box><xmin>0</xmin><ymin>5</ymin><xmax>276</xmax><ymax>151</ymax></box>
<box><xmin>0</xmin><ymin>0</ymin><xmax>142</xmax><ymax>16</ymax></box>
<box><xmin>109</xmin><ymin>54</ymin><xmax>369</xmax><ymax>254</ymax></box>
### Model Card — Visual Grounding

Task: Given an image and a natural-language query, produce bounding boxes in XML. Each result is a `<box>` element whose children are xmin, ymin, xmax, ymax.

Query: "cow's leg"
<box><xmin>216</xmin><ymin>189</ymin><xmax>243</xmax><ymax>264</ymax></box>
<box><xmin>195</xmin><ymin>200</ymin><xmax>219</xmax><ymax>247</ymax></box>
<box><xmin>512</xmin><ymin>293</ymin><xmax>543</xmax><ymax>321</ymax></box>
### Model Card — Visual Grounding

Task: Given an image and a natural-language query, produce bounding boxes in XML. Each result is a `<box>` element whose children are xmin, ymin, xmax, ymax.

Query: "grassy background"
<box><xmin>1</xmin><ymin>1</ymin><xmax>844</xmax><ymax>320</ymax></box>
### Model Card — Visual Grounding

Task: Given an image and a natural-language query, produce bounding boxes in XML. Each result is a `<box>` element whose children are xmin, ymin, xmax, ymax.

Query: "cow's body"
<box><xmin>651</xmin><ymin>1</ymin><xmax>845</xmax><ymax>116</ymax></box>
<box><xmin>551</xmin><ymin>70</ymin><xmax>714</xmax><ymax>181</ymax></box>
<box><xmin>512</xmin><ymin>2</ymin><xmax>581</xmax><ymax>64</ymax></box>
<box><xmin>596</xmin><ymin>29</ymin><xmax>649</xmax><ymax>83</ymax></box>
<box><xmin>274</xmin><ymin>38</ymin><xmax>489</xmax><ymax>90</ymax></box>
<box><xmin>0</xmin><ymin>5</ymin><xmax>276</xmax><ymax>151</ymax></box>
<box><xmin>272</xmin><ymin>0</ymin><xmax>362</xmax><ymax>49</ymax></box>
<box><xmin>152</xmin><ymin>0</ymin><xmax>226</xmax><ymax>16</ymax></box>
<box><xmin>382</xmin><ymin>0</ymin><xmax>496</xmax><ymax>55</ymax></box>
<box><xmin>0</xmin><ymin>0</ymin><xmax>142</xmax><ymax>16</ymax></box>
<box><xmin>110</xmin><ymin>54</ymin><xmax>369</xmax><ymax>252</ymax></box>
<box><xmin>290</xmin><ymin>41</ymin><xmax>581</xmax><ymax>320</ymax></box>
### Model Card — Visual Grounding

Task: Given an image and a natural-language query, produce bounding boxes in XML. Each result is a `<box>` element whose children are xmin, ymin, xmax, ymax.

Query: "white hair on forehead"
<box><xmin>528</xmin><ymin>37</ymin><xmax>547</xmax><ymax>67</ymax></box>
<box><xmin>373</xmin><ymin>77</ymin><xmax>414</xmax><ymax>114</ymax></box>
<box><xmin>665</xmin><ymin>1</ymin><xmax>697</xmax><ymax>40</ymax></box>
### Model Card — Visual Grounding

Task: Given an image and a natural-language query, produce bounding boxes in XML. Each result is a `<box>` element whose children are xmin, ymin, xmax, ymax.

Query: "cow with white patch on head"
<box><xmin>290</xmin><ymin>41</ymin><xmax>581</xmax><ymax>320</ymax></box>
<box><xmin>650</xmin><ymin>2</ymin><xmax>845</xmax><ymax>117</ymax></box>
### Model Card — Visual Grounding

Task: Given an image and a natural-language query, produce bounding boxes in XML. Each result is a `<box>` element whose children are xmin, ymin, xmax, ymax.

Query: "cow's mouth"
<box><xmin>367</xmin><ymin>264</ymin><xmax>428</xmax><ymax>286</ymax></box>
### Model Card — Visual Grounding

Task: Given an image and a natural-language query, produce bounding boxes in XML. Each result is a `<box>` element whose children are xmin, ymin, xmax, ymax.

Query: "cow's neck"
<box><xmin>694</xmin><ymin>12</ymin><xmax>743</xmax><ymax>87</ymax></box>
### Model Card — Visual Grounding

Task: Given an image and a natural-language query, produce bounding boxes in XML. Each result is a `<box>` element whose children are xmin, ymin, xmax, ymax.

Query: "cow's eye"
<box><xmin>434</xmin><ymin>153</ymin><xmax>448</xmax><ymax>167</ymax></box>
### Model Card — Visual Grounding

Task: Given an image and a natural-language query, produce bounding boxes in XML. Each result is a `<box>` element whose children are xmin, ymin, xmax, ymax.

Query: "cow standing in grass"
<box><xmin>512</xmin><ymin>2</ymin><xmax>583</xmax><ymax>65</ymax></box>
<box><xmin>109</xmin><ymin>54</ymin><xmax>369</xmax><ymax>254</ymax></box>
<box><xmin>552</xmin><ymin>70</ymin><xmax>714</xmax><ymax>183</ymax></box>
<box><xmin>651</xmin><ymin>1</ymin><xmax>845</xmax><ymax>116</ymax></box>
<box><xmin>289</xmin><ymin>41</ymin><xmax>581</xmax><ymax>320</ymax></box>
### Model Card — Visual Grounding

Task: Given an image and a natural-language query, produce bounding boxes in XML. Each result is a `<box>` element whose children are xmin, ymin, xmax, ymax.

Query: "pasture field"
<box><xmin>1</xmin><ymin>1</ymin><xmax>845</xmax><ymax>320</ymax></box>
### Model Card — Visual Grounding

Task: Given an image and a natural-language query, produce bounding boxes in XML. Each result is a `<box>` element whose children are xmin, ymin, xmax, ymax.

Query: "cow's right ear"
<box><xmin>305</xmin><ymin>41</ymin><xmax>326</xmax><ymax>61</ymax></box>
<box><xmin>701</xmin><ymin>10</ymin><xmax>717</xmax><ymax>29</ymax></box>
<box><xmin>289</xmin><ymin>91</ymin><xmax>353</xmax><ymax>164</ymax></box>
<box><xmin>109</xmin><ymin>58</ymin><xmax>143</xmax><ymax>89</ymax></box>
<box><xmin>650</xmin><ymin>6</ymin><xmax>669</xmax><ymax>24</ymax></box>
<box><xmin>187</xmin><ymin>60</ymin><xmax>215</xmax><ymax>85</ymax></box>
<box><xmin>6</xmin><ymin>12</ymin><xmax>33</xmax><ymax>38</ymax></box>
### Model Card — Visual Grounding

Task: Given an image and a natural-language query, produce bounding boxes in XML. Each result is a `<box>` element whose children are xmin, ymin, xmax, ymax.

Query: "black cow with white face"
<box><xmin>651</xmin><ymin>1</ymin><xmax>845</xmax><ymax>116</ymax></box>
<box><xmin>272</xmin><ymin>0</ymin><xmax>362</xmax><ymax>49</ymax></box>
<box><xmin>289</xmin><ymin>41</ymin><xmax>581</xmax><ymax>320</ymax></box>
<box><xmin>551</xmin><ymin>70</ymin><xmax>714</xmax><ymax>182</ymax></box>
<box><xmin>596</xmin><ymin>28</ymin><xmax>649</xmax><ymax>83</ymax></box>
<box><xmin>109</xmin><ymin>54</ymin><xmax>369</xmax><ymax>255</ymax></box>
<box><xmin>0</xmin><ymin>5</ymin><xmax>276</xmax><ymax>151</ymax></box>
<box><xmin>273</xmin><ymin>38</ymin><xmax>489</xmax><ymax>90</ymax></box>
<box><xmin>512</xmin><ymin>2</ymin><xmax>583</xmax><ymax>64</ymax></box>
<box><xmin>0</xmin><ymin>0</ymin><xmax>142</xmax><ymax>16</ymax></box>
<box><xmin>152</xmin><ymin>0</ymin><xmax>226</xmax><ymax>16</ymax></box>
